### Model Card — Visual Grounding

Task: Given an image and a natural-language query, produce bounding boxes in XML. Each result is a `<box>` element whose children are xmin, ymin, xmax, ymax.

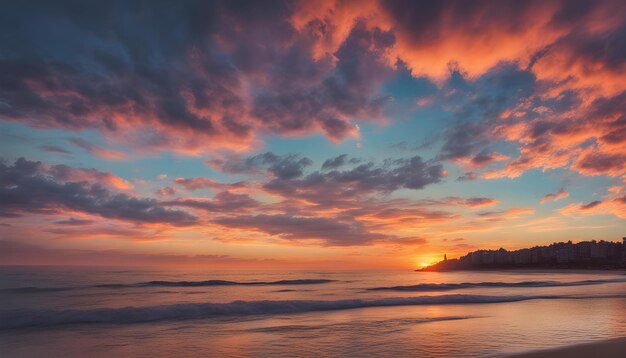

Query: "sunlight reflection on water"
<box><xmin>1</xmin><ymin>267</ymin><xmax>625</xmax><ymax>357</ymax></box>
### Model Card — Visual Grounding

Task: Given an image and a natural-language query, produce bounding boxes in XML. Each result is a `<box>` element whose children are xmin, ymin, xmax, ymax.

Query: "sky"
<box><xmin>1</xmin><ymin>0</ymin><xmax>626</xmax><ymax>269</ymax></box>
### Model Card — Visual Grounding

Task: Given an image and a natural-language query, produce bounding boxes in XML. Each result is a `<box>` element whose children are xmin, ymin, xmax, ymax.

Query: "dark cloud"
<box><xmin>0</xmin><ymin>157</ymin><xmax>196</xmax><ymax>226</ymax></box>
<box><xmin>549</xmin><ymin>0</ymin><xmax>601</xmax><ymax>27</ymax></box>
<box><xmin>381</xmin><ymin>0</ymin><xmax>542</xmax><ymax>46</ymax></box>
<box><xmin>264</xmin><ymin>155</ymin><xmax>445</xmax><ymax>205</ymax></box>
<box><xmin>215</xmin><ymin>214</ymin><xmax>385</xmax><ymax>246</ymax></box>
<box><xmin>440</xmin><ymin>121</ymin><xmax>490</xmax><ymax>160</ymax></box>
<box><xmin>163</xmin><ymin>192</ymin><xmax>259</xmax><ymax>213</ymax></box>
<box><xmin>251</xmin><ymin>21</ymin><xmax>394</xmax><ymax>141</ymax></box>
<box><xmin>321</xmin><ymin>154</ymin><xmax>361</xmax><ymax>170</ymax></box>
<box><xmin>197</xmin><ymin>152</ymin><xmax>452</xmax><ymax>246</ymax></box>
<box><xmin>581</xmin><ymin>200</ymin><xmax>603</xmax><ymax>210</ymax></box>
<box><xmin>457</xmin><ymin>172</ymin><xmax>478</xmax><ymax>181</ymax></box>
<box><xmin>0</xmin><ymin>1</ymin><xmax>395</xmax><ymax>153</ymax></box>
<box><xmin>211</xmin><ymin>152</ymin><xmax>313</xmax><ymax>180</ymax></box>
<box><xmin>573</xmin><ymin>150</ymin><xmax>626</xmax><ymax>176</ymax></box>
<box><xmin>471</xmin><ymin>151</ymin><xmax>504</xmax><ymax>167</ymax></box>
<box><xmin>54</xmin><ymin>217</ymin><xmax>93</xmax><ymax>226</ymax></box>
<box><xmin>438</xmin><ymin>65</ymin><xmax>536</xmax><ymax>160</ymax></box>
<box><xmin>321</xmin><ymin>154</ymin><xmax>349</xmax><ymax>170</ymax></box>
<box><xmin>543</xmin><ymin>22</ymin><xmax>626</xmax><ymax>73</ymax></box>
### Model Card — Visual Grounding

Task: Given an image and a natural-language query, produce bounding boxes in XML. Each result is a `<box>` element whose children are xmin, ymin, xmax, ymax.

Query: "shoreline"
<box><xmin>505</xmin><ymin>337</ymin><xmax>626</xmax><ymax>358</ymax></box>
<box><xmin>417</xmin><ymin>267</ymin><xmax>626</xmax><ymax>272</ymax></box>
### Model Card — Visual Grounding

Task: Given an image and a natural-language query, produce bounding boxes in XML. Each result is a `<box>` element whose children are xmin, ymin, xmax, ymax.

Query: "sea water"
<box><xmin>1</xmin><ymin>267</ymin><xmax>625</xmax><ymax>357</ymax></box>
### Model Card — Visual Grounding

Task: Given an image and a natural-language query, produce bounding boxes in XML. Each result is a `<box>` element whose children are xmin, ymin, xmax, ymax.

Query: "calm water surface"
<box><xmin>1</xmin><ymin>267</ymin><xmax>625</xmax><ymax>357</ymax></box>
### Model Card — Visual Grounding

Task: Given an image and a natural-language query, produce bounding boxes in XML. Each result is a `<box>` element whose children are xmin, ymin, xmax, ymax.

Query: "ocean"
<box><xmin>1</xmin><ymin>267</ymin><xmax>625</xmax><ymax>357</ymax></box>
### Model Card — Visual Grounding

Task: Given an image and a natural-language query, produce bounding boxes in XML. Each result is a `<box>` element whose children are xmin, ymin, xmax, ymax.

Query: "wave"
<box><xmin>0</xmin><ymin>279</ymin><xmax>335</xmax><ymax>294</ymax></box>
<box><xmin>366</xmin><ymin>278</ymin><xmax>626</xmax><ymax>292</ymax></box>
<box><xmin>136</xmin><ymin>279</ymin><xmax>335</xmax><ymax>287</ymax></box>
<box><xmin>2</xmin><ymin>293</ymin><xmax>624</xmax><ymax>330</ymax></box>
<box><xmin>0</xmin><ymin>287</ymin><xmax>75</xmax><ymax>293</ymax></box>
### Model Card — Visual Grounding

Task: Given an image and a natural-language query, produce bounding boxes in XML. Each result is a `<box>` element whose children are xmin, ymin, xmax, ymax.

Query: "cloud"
<box><xmin>40</xmin><ymin>145</ymin><xmax>71</xmax><ymax>155</ymax></box>
<box><xmin>215</xmin><ymin>214</ymin><xmax>386</xmax><ymax>246</ymax></box>
<box><xmin>289</xmin><ymin>0</ymin><xmax>626</xmax><ymax>183</ymax></box>
<box><xmin>170</xmin><ymin>152</ymin><xmax>460</xmax><ymax>246</ymax></box>
<box><xmin>54</xmin><ymin>217</ymin><xmax>93</xmax><ymax>226</ymax></box>
<box><xmin>532</xmin><ymin>20</ymin><xmax>626</xmax><ymax>97</ymax></box>
<box><xmin>0</xmin><ymin>1</ymin><xmax>396</xmax><ymax>155</ymax></box>
<box><xmin>45</xmin><ymin>225</ymin><xmax>152</xmax><ymax>239</ymax></box>
<box><xmin>457</xmin><ymin>172</ymin><xmax>478</xmax><ymax>181</ymax></box>
<box><xmin>2</xmin><ymin>0</ymin><xmax>623</xmax><ymax>187</ymax></box>
<box><xmin>2</xmin><ymin>0</ymin><xmax>625</xmax><ymax>254</ymax></box>
<box><xmin>477</xmin><ymin>207</ymin><xmax>534</xmax><ymax>221</ymax></box>
<box><xmin>378</xmin><ymin>0</ymin><xmax>560</xmax><ymax>79</ymax></box>
<box><xmin>559</xmin><ymin>196</ymin><xmax>626</xmax><ymax>218</ymax></box>
<box><xmin>410</xmin><ymin>197</ymin><xmax>498</xmax><ymax>209</ymax></box>
<box><xmin>464</xmin><ymin>198</ymin><xmax>499</xmax><ymax>208</ymax></box>
<box><xmin>376</xmin><ymin>0</ymin><xmax>626</xmax><ymax>96</ymax></box>
<box><xmin>0</xmin><ymin>240</ymin><xmax>269</xmax><ymax>267</ymax></box>
<box><xmin>469</xmin><ymin>151</ymin><xmax>509</xmax><ymax>168</ymax></box>
<box><xmin>581</xmin><ymin>200</ymin><xmax>603</xmax><ymax>210</ymax></box>
<box><xmin>68</xmin><ymin>138</ymin><xmax>126</xmax><ymax>160</ymax></box>
<box><xmin>437</xmin><ymin>65</ymin><xmax>537</xmax><ymax>161</ymax></box>
<box><xmin>46</xmin><ymin>163</ymin><xmax>133</xmax><ymax>190</ymax></box>
<box><xmin>0</xmin><ymin>157</ymin><xmax>197</xmax><ymax>226</ymax></box>
<box><xmin>208</xmin><ymin>152</ymin><xmax>313</xmax><ymax>180</ymax></box>
<box><xmin>572</xmin><ymin>147</ymin><xmax>626</xmax><ymax>177</ymax></box>
<box><xmin>482</xmin><ymin>88</ymin><xmax>626</xmax><ymax>180</ymax></box>
<box><xmin>250</xmin><ymin>20</ymin><xmax>393</xmax><ymax>142</ymax></box>
<box><xmin>321</xmin><ymin>154</ymin><xmax>361</xmax><ymax>170</ymax></box>
<box><xmin>263</xmin><ymin>155</ymin><xmax>445</xmax><ymax>204</ymax></box>
<box><xmin>540</xmin><ymin>188</ymin><xmax>569</xmax><ymax>204</ymax></box>
<box><xmin>173</xmin><ymin>177</ymin><xmax>248</xmax><ymax>192</ymax></box>
<box><xmin>156</xmin><ymin>187</ymin><xmax>176</xmax><ymax>196</ymax></box>
<box><xmin>163</xmin><ymin>192</ymin><xmax>259</xmax><ymax>213</ymax></box>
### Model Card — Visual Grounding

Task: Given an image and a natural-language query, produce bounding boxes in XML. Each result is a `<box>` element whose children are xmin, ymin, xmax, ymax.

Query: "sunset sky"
<box><xmin>1</xmin><ymin>0</ymin><xmax>625</xmax><ymax>269</ymax></box>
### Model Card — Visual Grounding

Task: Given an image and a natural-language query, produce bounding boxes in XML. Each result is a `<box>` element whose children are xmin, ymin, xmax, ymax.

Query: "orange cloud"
<box><xmin>559</xmin><ymin>196</ymin><xmax>626</xmax><ymax>219</ymax></box>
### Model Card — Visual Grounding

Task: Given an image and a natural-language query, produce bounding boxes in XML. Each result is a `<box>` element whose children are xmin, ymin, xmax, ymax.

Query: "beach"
<box><xmin>508</xmin><ymin>337</ymin><xmax>626</xmax><ymax>358</ymax></box>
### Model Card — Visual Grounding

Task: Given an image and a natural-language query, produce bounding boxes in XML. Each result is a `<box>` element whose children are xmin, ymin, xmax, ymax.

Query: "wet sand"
<box><xmin>507</xmin><ymin>337</ymin><xmax>626</xmax><ymax>358</ymax></box>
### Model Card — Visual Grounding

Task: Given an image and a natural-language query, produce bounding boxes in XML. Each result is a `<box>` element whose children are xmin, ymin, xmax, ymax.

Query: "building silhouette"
<box><xmin>422</xmin><ymin>238</ymin><xmax>626</xmax><ymax>271</ymax></box>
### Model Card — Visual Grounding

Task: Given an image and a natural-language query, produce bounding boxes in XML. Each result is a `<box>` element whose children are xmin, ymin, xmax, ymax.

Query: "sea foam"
<box><xmin>1</xmin><ymin>279</ymin><xmax>335</xmax><ymax>294</ymax></box>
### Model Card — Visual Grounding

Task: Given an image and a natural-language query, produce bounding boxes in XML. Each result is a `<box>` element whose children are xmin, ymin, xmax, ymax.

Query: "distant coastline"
<box><xmin>420</xmin><ymin>238</ymin><xmax>626</xmax><ymax>272</ymax></box>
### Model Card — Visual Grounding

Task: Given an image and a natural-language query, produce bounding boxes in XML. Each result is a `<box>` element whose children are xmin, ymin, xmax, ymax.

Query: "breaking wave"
<box><xmin>366</xmin><ymin>278</ymin><xmax>626</xmax><ymax>292</ymax></box>
<box><xmin>2</xmin><ymin>293</ymin><xmax>624</xmax><ymax>329</ymax></box>
<box><xmin>1</xmin><ymin>279</ymin><xmax>335</xmax><ymax>294</ymax></box>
